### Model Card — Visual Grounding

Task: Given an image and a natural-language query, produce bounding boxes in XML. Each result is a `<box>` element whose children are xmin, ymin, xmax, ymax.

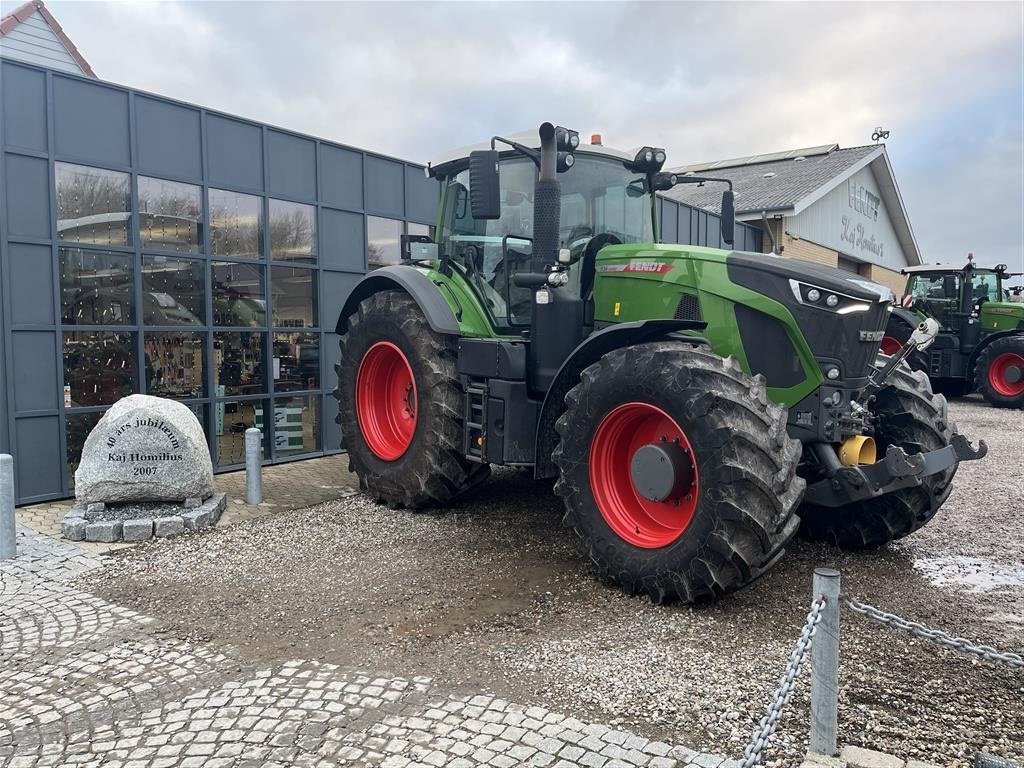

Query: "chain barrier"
<box><xmin>740</xmin><ymin>596</ymin><xmax>826</xmax><ymax>768</ymax></box>
<box><xmin>845</xmin><ymin>598</ymin><xmax>1024</xmax><ymax>670</ymax></box>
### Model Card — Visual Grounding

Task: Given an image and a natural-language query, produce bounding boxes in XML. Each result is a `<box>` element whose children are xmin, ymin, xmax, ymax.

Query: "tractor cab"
<box><xmin>431</xmin><ymin>136</ymin><xmax>659</xmax><ymax>331</ymax></box>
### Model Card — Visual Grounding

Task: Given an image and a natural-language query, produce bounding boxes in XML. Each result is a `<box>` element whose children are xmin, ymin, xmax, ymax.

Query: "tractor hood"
<box><xmin>980</xmin><ymin>301</ymin><xmax>1024</xmax><ymax>332</ymax></box>
<box><xmin>726</xmin><ymin>252</ymin><xmax>895</xmax><ymax>304</ymax></box>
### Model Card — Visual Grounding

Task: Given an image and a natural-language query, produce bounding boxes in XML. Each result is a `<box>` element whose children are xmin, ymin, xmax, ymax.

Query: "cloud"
<box><xmin>47</xmin><ymin>0</ymin><xmax>1023</xmax><ymax>265</ymax></box>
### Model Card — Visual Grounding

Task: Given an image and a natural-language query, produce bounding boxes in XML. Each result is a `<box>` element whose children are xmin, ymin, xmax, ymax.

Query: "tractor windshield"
<box><xmin>439</xmin><ymin>155</ymin><xmax>654</xmax><ymax>328</ymax></box>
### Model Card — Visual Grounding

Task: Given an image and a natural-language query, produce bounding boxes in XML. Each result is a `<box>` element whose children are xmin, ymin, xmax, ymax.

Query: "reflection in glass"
<box><xmin>142</xmin><ymin>256</ymin><xmax>204</xmax><ymax>326</ymax></box>
<box><xmin>273</xmin><ymin>332</ymin><xmax>319</xmax><ymax>392</ymax></box>
<box><xmin>139</xmin><ymin>176</ymin><xmax>202</xmax><ymax>253</ymax></box>
<box><xmin>145</xmin><ymin>332</ymin><xmax>205</xmax><ymax>399</ymax></box>
<box><xmin>271</xmin><ymin>266</ymin><xmax>316</xmax><ymax>328</ymax></box>
<box><xmin>269</xmin><ymin>199</ymin><xmax>316</xmax><ymax>262</ymax></box>
<box><xmin>214</xmin><ymin>332</ymin><xmax>265</xmax><ymax>396</ymax></box>
<box><xmin>63</xmin><ymin>331</ymin><xmax>137</xmax><ymax>407</ymax></box>
<box><xmin>367</xmin><ymin>216</ymin><xmax>402</xmax><ymax>268</ymax></box>
<box><xmin>59</xmin><ymin>247</ymin><xmax>134</xmax><ymax>325</ymax></box>
<box><xmin>209</xmin><ymin>188</ymin><xmax>262</xmax><ymax>259</ymax></box>
<box><xmin>212</xmin><ymin>262</ymin><xmax>265</xmax><ymax>326</ymax></box>
<box><xmin>273</xmin><ymin>395</ymin><xmax>321</xmax><ymax>457</ymax></box>
<box><xmin>55</xmin><ymin>162</ymin><xmax>131</xmax><ymax>246</ymax></box>
<box><xmin>67</xmin><ymin>411</ymin><xmax>105</xmax><ymax>487</ymax></box>
<box><xmin>406</xmin><ymin>222</ymin><xmax>432</xmax><ymax>237</ymax></box>
<box><xmin>215</xmin><ymin>399</ymin><xmax>269</xmax><ymax>467</ymax></box>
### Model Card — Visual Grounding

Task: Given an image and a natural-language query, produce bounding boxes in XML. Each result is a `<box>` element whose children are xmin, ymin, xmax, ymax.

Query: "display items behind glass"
<box><xmin>55</xmin><ymin>162</ymin><xmax>131</xmax><ymax>246</ymax></box>
<box><xmin>272</xmin><ymin>395</ymin><xmax>321</xmax><ymax>456</ymax></box>
<box><xmin>209</xmin><ymin>188</ymin><xmax>262</xmax><ymax>259</ymax></box>
<box><xmin>59</xmin><ymin>247</ymin><xmax>134</xmax><ymax>325</ymax></box>
<box><xmin>145</xmin><ymin>332</ymin><xmax>205</xmax><ymax>399</ymax></box>
<box><xmin>138</xmin><ymin>176</ymin><xmax>202</xmax><ymax>253</ymax></box>
<box><xmin>215</xmin><ymin>399</ymin><xmax>268</xmax><ymax>467</ymax></box>
<box><xmin>273</xmin><ymin>332</ymin><xmax>319</xmax><ymax>392</ymax></box>
<box><xmin>63</xmin><ymin>331</ymin><xmax>137</xmax><ymax>408</ymax></box>
<box><xmin>269</xmin><ymin>199</ymin><xmax>316</xmax><ymax>263</ymax></box>
<box><xmin>214</xmin><ymin>331</ymin><xmax>265</xmax><ymax>396</ymax></box>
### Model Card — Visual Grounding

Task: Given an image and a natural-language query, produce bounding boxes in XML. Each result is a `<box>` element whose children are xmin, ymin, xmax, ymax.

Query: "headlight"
<box><xmin>789</xmin><ymin>280</ymin><xmax>871</xmax><ymax>314</ymax></box>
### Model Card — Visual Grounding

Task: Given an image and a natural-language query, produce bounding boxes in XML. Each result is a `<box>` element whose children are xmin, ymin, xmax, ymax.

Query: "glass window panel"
<box><xmin>209</xmin><ymin>188</ymin><xmax>262</xmax><ymax>259</ymax></box>
<box><xmin>213</xmin><ymin>331</ymin><xmax>265</xmax><ymax>396</ymax></box>
<box><xmin>141</xmin><ymin>256</ymin><xmax>204</xmax><ymax>326</ymax></box>
<box><xmin>271</xmin><ymin>266</ymin><xmax>317</xmax><ymax>328</ymax></box>
<box><xmin>59</xmin><ymin>247</ymin><xmax>134</xmax><ymax>325</ymax></box>
<box><xmin>273</xmin><ymin>332</ymin><xmax>319</xmax><ymax>392</ymax></box>
<box><xmin>138</xmin><ymin>176</ymin><xmax>202</xmax><ymax>253</ymax></box>
<box><xmin>145</xmin><ymin>332</ymin><xmax>205</xmax><ymax>399</ymax></box>
<box><xmin>215</xmin><ymin>399</ymin><xmax>269</xmax><ymax>467</ymax></box>
<box><xmin>273</xmin><ymin>395</ymin><xmax>321</xmax><ymax>457</ymax></box>
<box><xmin>269</xmin><ymin>199</ymin><xmax>316</xmax><ymax>262</ymax></box>
<box><xmin>63</xmin><ymin>331</ymin><xmax>137</xmax><ymax>407</ymax></box>
<box><xmin>367</xmin><ymin>216</ymin><xmax>402</xmax><ymax>269</ymax></box>
<box><xmin>67</xmin><ymin>411</ymin><xmax>105</xmax><ymax>488</ymax></box>
<box><xmin>55</xmin><ymin>162</ymin><xmax>131</xmax><ymax>246</ymax></box>
<box><xmin>406</xmin><ymin>222</ymin><xmax>432</xmax><ymax>237</ymax></box>
<box><xmin>212</xmin><ymin>262</ymin><xmax>265</xmax><ymax>327</ymax></box>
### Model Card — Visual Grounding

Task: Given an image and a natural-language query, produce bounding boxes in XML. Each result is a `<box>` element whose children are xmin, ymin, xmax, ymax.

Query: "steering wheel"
<box><xmin>580</xmin><ymin>233</ymin><xmax>622</xmax><ymax>299</ymax></box>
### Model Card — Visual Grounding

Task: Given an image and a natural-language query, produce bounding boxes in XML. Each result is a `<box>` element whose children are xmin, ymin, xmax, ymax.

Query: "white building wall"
<box><xmin>786</xmin><ymin>164</ymin><xmax>909</xmax><ymax>271</ymax></box>
<box><xmin>0</xmin><ymin>10</ymin><xmax>84</xmax><ymax>75</ymax></box>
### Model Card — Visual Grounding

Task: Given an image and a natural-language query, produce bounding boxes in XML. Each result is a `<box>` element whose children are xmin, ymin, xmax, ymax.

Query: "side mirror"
<box><xmin>401</xmin><ymin>234</ymin><xmax>437</xmax><ymax>261</ymax></box>
<box><xmin>469</xmin><ymin>150</ymin><xmax>501</xmax><ymax>220</ymax></box>
<box><xmin>720</xmin><ymin>189</ymin><xmax>735</xmax><ymax>246</ymax></box>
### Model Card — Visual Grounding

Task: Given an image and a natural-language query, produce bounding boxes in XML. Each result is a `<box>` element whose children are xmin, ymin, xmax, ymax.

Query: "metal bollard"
<box><xmin>244</xmin><ymin>428</ymin><xmax>263</xmax><ymax>505</ymax></box>
<box><xmin>0</xmin><ymin>454</ymin><xmax>16</xmax><ymax>560</ymax></box>
<box><xmin>809</xmin><ymin>567</ymin><xmax>841</xmax><ymax>756</ymax></box>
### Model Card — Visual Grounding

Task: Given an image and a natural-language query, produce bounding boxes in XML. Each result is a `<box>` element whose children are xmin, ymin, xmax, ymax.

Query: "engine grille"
<box><xmin>674</xmin><ymin>293</ymin><xmax>702</xmax><ymax>321</ymax></box>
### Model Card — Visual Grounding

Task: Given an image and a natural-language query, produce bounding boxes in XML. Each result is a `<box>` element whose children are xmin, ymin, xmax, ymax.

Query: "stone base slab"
<box><xmin>61</xmin><ymin>493</ymin><xmax>226</xmax><ymax>543</ymax></box>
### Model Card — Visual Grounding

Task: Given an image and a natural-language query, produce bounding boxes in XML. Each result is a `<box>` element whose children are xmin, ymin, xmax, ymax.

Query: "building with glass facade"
<box><xmin>0</xmin><ymin>55</ymin><xmax>761</xmax><ymax>505</ymax></box>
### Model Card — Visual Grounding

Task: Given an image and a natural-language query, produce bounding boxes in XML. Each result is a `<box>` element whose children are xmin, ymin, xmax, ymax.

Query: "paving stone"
<box><xmin>121</xmin><ymin>518</ymin><xmax>153</xmax><ymax>542</ymax></box>
<box><xmin>84</xmin><ymin>520</ymin><xmax>122</xmax><ymax>543</ymax></box>
<box><xmin>840</xmin><ymin>746</ymin><xmax>905</xmax><ymax>768</ymax></box>
<box><xmin>154</xmin><ymin>516</ymin><xmax>184</xmax><ymax>537</ymax></box>
<box><xmin>61</xmin><ymin>516</ymin><xmax>87</xmax><ymax>541</ymax></box>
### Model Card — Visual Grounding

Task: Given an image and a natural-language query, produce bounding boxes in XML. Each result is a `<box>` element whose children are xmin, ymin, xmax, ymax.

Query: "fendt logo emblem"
<box><xmin>596</xmin><ymin>261</ymin><xmax>672</xmax><ymax>274</ymax></box>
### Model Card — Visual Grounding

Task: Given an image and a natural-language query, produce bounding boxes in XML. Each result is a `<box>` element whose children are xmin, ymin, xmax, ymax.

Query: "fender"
<box><xmin>334</xmin><ymin>265</ymin><xmax>460</xmax><ymax>335</ymax></box>
<box><xmin>967</xmin><ymin>329</ymin><xmax>1024</xmax><ymax>381</ymax></box>
<box><xmin>533</xmin><ymin>319</ymin><xmax>708</xmax><ymax>478</ymax></box>
<box><xmin>886</xmin><ymin>306</ymin><xmax>923</xmax><ymax>339</ymax></box>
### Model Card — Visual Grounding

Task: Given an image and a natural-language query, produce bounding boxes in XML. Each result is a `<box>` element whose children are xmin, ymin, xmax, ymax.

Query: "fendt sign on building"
<box><xmin>789</xmin><ymin>165</ymin><xmax>906</xmax><ymax>273</ymax></box>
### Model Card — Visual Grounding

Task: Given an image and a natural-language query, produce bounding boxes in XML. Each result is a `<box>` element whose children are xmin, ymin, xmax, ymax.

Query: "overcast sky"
<box><xmin>36</xmin><ymin>0</ymin><xmax>1024</xmax><ymax>270</ymax></box>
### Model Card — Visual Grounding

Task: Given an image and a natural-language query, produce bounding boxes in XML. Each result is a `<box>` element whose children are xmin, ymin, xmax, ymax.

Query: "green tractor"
<box><xmin>882</xmin><ymin>257</ymin><xmax>1024</xmax><ymax>408</ymax></box>
<box><xmin>333</xmin><ymin>124</ymin><xmax>987</xmax><ymax>603</ymax></box>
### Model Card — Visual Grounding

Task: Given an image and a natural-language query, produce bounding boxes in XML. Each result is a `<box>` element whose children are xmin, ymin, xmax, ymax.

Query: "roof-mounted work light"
<box><xmin>555</xmin><ymin>126</ymin><xmax>580</xmax><ymax>151</ymax></box>
<box><xmin>630</xmin><ymin>147</ymin><xmax>667</xmax><ymax>173</ymax></box>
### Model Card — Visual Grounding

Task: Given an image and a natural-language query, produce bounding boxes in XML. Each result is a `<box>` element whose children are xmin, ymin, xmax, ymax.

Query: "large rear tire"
<box><xmin>798</xmin><ymin>358</ymin><xmax>956</xmax><ymax>548</ymax></box>
<box><xmin>552</xmin><ymin>342</ymin><xmax>804</xmax><ymax>603</ymax></box>
<box><xmin>974</xmin><ymin>335</ymin><xmax>1024</xmax><ymax>409</ymax></box>
<box><xmin>334</xmin><ymin>290</ymin><xmax>489</xmax><ymax>508</ymax></box>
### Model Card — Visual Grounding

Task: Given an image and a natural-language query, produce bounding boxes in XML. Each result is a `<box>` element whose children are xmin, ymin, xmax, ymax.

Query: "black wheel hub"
<box><xmin>629</xmin><ymin>442</ymin><xmax>694</xmax><ymax>503</ymax></box>
<box><xmin>1005</xmin><ymin>364</ymin><xmax>1023</xmax><ymax>385</ymax></box>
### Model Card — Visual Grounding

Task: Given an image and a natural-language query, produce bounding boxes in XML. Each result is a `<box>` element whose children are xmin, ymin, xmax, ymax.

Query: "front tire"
<box><xmin>974</xmin><ymin>336</ymin><xmax>1024</xmax><ymax>408</ymax></box>
<box><xmin>334</xmin><ymin>290</ymin><xmax>489</xmax><ymax>508</ymax></box>
<box><xmin>798</xmin><ymin>358</ymin><xmax>956</xmax><ymax>548</ymax></box>
<box><xmin>552</xmin><ymin>342</ymin><xmax>804</xmax><ymax>603</ymax></box>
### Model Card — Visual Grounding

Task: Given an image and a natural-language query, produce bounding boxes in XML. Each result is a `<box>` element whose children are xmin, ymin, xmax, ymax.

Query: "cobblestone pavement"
<box><xmin>0</xmin><ymin>527</ymin><xmax>734</xmax><ymax>768</ymax></box>
<box><xmin>15</xmin><ymin>454</ymin><xmax>355</xmax><ymax>555</ymax></box>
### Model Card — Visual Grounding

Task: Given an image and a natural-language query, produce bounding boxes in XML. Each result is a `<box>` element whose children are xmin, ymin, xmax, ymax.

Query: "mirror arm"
<box><xmin>491</xmin><ymin>136</ymin><xmax>541</xmax><ymax>169</ymax></box>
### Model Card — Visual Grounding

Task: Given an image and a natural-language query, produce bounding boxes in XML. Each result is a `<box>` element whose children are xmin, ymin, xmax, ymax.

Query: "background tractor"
<box><xmin>883</xmin><ymin>257</ymin><xmax>1024</xmax><ymax>408</ymax></box>
<box><xmin>333</xmin><ymin>123</ymin><xmax>986</xmax><ymax>603</ymax></box>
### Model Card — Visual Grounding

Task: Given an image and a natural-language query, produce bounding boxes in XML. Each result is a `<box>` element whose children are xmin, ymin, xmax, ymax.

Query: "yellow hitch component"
<box><xmin>839</xmin><ymin>435</ymin><xmax>877</xmax><ymax>466</ymax></box>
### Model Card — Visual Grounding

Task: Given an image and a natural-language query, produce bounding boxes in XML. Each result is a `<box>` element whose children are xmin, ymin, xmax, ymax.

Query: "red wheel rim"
<box><xmin>880</xmin><ymin>336</ymin><xmax>902</xmax><ymax>356</ymax></box>
<box><xmin>589</xmin><ymin>403</ymin><xmax>699</xmax><ymax>549</ymax></box>
<box><xmin>356</xmin><ymin>341</ymin><xmax>417</xmax><ymax>460</ymax></box>
<box><xmin>988</xmin><ymin>352</ymin><xmax>1024</xmax><ymax>397</ymax></box>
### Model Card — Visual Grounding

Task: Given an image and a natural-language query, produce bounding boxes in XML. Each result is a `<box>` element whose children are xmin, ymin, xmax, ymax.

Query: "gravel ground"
<box><xmin>81</xmin><ymin>397</ymin><xmax>1023</xmax><ymax>767</ymax></box>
